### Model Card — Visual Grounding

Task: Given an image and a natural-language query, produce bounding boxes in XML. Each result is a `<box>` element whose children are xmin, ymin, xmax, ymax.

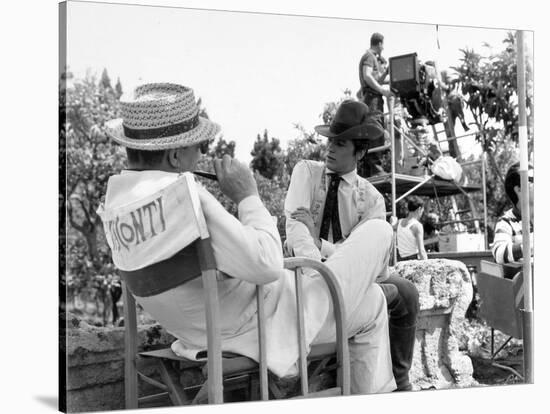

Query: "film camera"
<box><xmin>389</xmin><ymin>53</ymin><xmax>443</xmax><ymax>125</ymax></box>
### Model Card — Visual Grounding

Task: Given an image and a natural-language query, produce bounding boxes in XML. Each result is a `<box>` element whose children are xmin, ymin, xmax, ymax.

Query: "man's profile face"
<box><xmin>376</xmin><ymin>41</ymin><xmax>384</xmax><ymax>54</ymax></box>
<box><xmin>325</xmin><ymin>138</ymin><xmax>357</xmax><ymax>174</ymax></box>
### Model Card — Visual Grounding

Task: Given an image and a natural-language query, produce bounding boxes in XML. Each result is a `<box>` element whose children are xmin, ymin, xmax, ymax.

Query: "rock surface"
<box><xmin>389</xmin><ymin>258</ymin><xmax>477</xmax><ymax>390</ymax></box>
<box><xmin>63</xmin><ymin>313</ymin><xmax>174</xmax><ymax>412</ymax></box>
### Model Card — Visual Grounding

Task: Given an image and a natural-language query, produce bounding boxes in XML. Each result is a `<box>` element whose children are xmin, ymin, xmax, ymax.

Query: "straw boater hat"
<box><xmin>105</xmin><ymin>83</ymin><xmax>220</xmax><ymax>150</ymax></box>
<box><xmin>314</xmin><ymin>100</ymin><xmax>385</xmax><ymax>141</ymax></box>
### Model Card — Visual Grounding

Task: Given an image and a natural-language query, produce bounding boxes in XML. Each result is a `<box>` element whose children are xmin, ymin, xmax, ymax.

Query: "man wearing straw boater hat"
<box><xmin>98</xmin><ymin>83</ymin><xmax>396</xmax><ymax>394</ymax></box>
<box><xmin>285</xmin><ymin>100</ymin><xmax>419</xmax><ymax>391</ymax></box>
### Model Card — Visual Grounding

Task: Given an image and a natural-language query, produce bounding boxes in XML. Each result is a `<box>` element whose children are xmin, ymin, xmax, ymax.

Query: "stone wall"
<box><xmin>389</xmin><ymin>258</ymin><xmax>477</xmax><ymax>390</ymax></box>
<box><xmin>63</xmin><ymin>313</ymin><xmax>174</xmax><ymax>412</ymax></box>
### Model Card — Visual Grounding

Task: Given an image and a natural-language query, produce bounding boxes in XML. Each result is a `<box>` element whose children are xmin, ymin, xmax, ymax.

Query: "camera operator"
<box><xmin>357</xmin><ymin>32</ymin><xmax>398</xmax><ymax>177</ymax></box>
<box><xmin>358</xmin><ymin>32</ymin><xmax>393</xmax><ymax>113</ymax></box>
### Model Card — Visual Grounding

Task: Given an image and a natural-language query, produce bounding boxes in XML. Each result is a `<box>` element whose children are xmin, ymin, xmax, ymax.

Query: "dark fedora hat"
<box><xmin>314</xmin><ymin>100</ymin><xmax>385</xmax><ymax>141</ymax></box>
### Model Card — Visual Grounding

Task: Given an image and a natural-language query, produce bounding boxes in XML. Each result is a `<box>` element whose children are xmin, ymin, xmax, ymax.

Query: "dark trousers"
<box><xmin>361</xmin><ymin>91</ymin><xmax>385</xmax><ymax>176</ymax></box>
<box><xmin>362</xmin><ymin>89</ymin><xmax>385</xmax><ymax>113</ymax></box>
<box><xmin>379</xmin><ymin>274</ymin><xmax>419</xmax><ymax>391</ymax></box>
<box><xmin>360</xmin><ymin>89</ymin><xmax>404</xmax><ymax>177</ymax></box>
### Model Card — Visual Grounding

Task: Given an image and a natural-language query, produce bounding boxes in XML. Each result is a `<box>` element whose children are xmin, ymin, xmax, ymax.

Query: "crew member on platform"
<box><xmin>358</xmin><ymin>32</ymin><xmax>397</xmax><ymax>177</ymax></box>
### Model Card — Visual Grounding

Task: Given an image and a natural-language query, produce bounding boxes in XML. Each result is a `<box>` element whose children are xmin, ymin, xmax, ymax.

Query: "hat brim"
<box><xmin>105</xmin><ymin>116</ymin><xmax>221</xmax><ymax>150</ymax></box>
<box><xmin>314</xmin><ymin>123</ymin><xmax>384</xmax><ymax>141</ymax></box>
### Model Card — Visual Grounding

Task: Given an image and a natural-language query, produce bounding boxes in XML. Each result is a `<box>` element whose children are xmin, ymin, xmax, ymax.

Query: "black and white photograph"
<box><xmin>59</xmin><ymin>0</ymin><xmax>537</xmax><ymax>411</ymax></box>
<box><xmin>3</xmin><ymin>0</ymin><xmax>548</xmax><ymax>413</ymax></box>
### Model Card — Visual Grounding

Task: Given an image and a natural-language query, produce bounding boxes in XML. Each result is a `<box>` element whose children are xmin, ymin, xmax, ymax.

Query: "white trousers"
<box><xmin>312</xmin><ymin>219</ymin><xmax>396</xmax><ymax>394</ymax></box>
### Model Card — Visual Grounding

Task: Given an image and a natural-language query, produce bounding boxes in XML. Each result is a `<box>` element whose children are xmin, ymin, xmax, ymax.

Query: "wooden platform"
<box><xmin>367</xmin><ymin>173</ymin><xmax>481</xmax><ymax>197</ymax></box>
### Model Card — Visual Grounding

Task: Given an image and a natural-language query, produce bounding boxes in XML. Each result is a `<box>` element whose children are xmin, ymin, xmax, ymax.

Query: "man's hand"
<box><xmin>290</xmin><ymin>207</ymin><xmax>321</xmax><ymax>249</ymax></box>
<box><xmin>380</xmin><ymin>85</ymin><xmax>393</xmax><ymax>98</ymax></box>
<box><xmin>213</xmin><ymin>155</ymin><xmax>259</xmax><ymax>205</ymax></box>
<box><xmin>290</xmin><ymin>207</ymin><xmax>315</xmax><ymax>234</ymax></box>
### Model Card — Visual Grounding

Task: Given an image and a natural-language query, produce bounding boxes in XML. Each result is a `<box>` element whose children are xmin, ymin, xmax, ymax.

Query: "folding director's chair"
<box><xmin>477</xmin><ymin>260</ymin><xmax>525</xmax><ymax>379</ymax></box>
<box><xmin>118</xmin><ymin>173</ymin><xmax>350</xmax><ymax>407</ymax></box>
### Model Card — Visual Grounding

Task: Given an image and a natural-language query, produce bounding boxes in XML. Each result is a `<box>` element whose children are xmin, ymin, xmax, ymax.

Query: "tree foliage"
<box><xmin>461</xmin><ymin>137</ymin><xmax>520</xmax><ymax>238</ymax></box>
<box><xmin>210</xmin><ymin>136</ymin><xmax>236</xmax><ymax>158</ymax></box>
<box><xmin>115</xmin><ymin>77</ymin><xmax>123</xmax><ymax>99</ymax></box>
<box><xmin>431</xmin><ymin>33</ymin><xmax>534</xmax><ymax>240</ymax></box>
<box><xmin>450</xmin><ymin>32</ymin><xmax>533</xmax><ymax>150</ymax></box>
<box><xmin>64</xmin><ymin>68</ymin><xmax>126</xmax><ymax>326</ymax></box>
<box><xmin>284</xmin><ymin>124</ymin><xmax>326</xmax><ymax>175</ymax></box>
<box><xmin>250</xmin><ymin>129</ymin><xmax>284</xmax><ymax>179</ymax></box>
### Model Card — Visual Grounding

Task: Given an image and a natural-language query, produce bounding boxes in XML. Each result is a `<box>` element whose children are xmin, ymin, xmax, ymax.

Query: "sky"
<box><xmin>66</xmin><ymin>1</ymin><xmax>531</xmax><ymax>162</ymax></box>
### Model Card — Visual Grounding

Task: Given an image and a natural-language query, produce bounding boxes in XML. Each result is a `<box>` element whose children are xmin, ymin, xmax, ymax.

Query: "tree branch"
<box><xmin>67</xmin><ymin>178</ymin><xmax>81</xmax><ymax>199</ymax></box>
<box><xmin>67</xmin><ymin>202</ymin><xmax>87</xmax><ymax>235</ymax></box>
<box><xmin>71</xmin><ymin>121</ymin><xmax>91</xmax><ymax>142</ymax></box>
<box><xmin>74</xmin><ymin>196</ymin><xmax>94</xmax><ymax>228</ymax></box>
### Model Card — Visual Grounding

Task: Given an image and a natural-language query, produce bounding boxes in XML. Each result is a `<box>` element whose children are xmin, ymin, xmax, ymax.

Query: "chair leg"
<box><xmin>157</xmin><ymin>360</ymin><xmax>188</xmax><ymax>405</ymax></box>
<box><xmin>268</xmin><ymin>381</ymin><xmax>286</xmax><ymax>399</ymax></box>
<box><xmin>125</xmin><ymin>358</ymin><xmax>139</xmax><ymax>409</ymax></box>
<box><xmin>249</xmin><ymin>376</ymin><xmax>260</xmax><ymax>401</ymax></box>
<box><xmin>192</xmin><ymin>381</ymin><xmax>210</xmax><ymax>404</ymax></box>
<box><xmin>309</xmin><ymin>357</ymin><xmax>330</xmax><ymax>380</ymax></box>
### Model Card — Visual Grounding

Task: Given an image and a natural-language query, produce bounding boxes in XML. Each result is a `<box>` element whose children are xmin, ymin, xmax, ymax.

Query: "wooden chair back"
<box><xmin>119</xmin><ymin>173</ymin><xmax>224</xmax><ymax>406</ymax></box>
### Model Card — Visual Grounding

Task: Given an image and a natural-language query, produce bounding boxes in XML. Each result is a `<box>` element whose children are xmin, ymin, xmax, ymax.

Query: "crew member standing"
<box><xmin>358</xmin><ymin>32</ymin><xmax>395</xmax><ymax>177</ymax></box>
<box><xmin>358</xmin><ymin>32</ymin><xmax>392</xmax><ymax>113</ymax></box>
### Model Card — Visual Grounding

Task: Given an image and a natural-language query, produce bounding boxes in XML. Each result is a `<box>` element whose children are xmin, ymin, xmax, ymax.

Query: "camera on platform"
<box><xmin>389</xmin><ymin>52</ymin><xmax>443</xmax><ymax>125</ymax></box>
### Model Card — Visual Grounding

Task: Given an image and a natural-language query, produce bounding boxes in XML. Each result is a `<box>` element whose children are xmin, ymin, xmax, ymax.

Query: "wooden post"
<box><xmin>256</xmin><ymin>286</ymin><xmax>269</xmax><ymax>400</ymax></box>
<box><xmin>516</xmin><ymin>30</ymin><xmax>533</xmax><ymax>384</ymax></box>
<box><xmin>389</xmin><ymin>96</ymin><xmax>397</xmax><ymax>264</ymax></box>
<box><xmin>122</xmin><ymin>282</ymin><xmax>139</xmax><ymax>409</ymax></box>
<box><xmin>201</xmin><ymin>268</ymin><xmax>224</xmax><ymax>403</ymax></box>
<box><xmin>295</xmin><ymin>267</ymin><xmax>309</xmax><ymax>396</ymax></box>
<box><xmin>481</xmin><ymin>151</ymin><xmax>488</xmax><ymax>249</ymax></box>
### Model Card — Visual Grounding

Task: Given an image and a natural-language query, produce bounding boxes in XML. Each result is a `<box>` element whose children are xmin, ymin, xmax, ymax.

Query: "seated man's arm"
<box><xmin>199</xmin><ymin>156</ymin><xmax>284</xmax><ymax>285</ymax></box>
<box><xmin>284</xmin><ymin>161</ymin><xmax>324</xmax><ymax>261</ymax></box>
<box><xmin>491</xmin><ymin>219</ymin><xmax>522</xmax><ymax>264</ymax></box>
<box><xmin>199</xmin><ymin>187</ymin><xmax>284</xmax><ymax>285</ymax></box>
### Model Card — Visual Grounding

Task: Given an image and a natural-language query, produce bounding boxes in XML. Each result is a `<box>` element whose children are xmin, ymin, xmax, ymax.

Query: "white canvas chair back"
<box><xmin>98</xmin><ymin>172</ymin><xmax>224</xmax><ymax>404</ymax></box>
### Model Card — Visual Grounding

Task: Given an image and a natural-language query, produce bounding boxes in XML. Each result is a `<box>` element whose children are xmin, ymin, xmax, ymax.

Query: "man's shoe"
<box><xmin>389</xmin><ymin>324</ymin><xmax>417</xmax><ymax>391</ymax></box>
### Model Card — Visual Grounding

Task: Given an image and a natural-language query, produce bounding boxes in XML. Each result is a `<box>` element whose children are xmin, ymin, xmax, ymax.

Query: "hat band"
<box><xmin>330</xmin><ymin>122</ymin><xmax>351</xmax><ymax>135</ymax></box>
<box><xmin>123</xmin><ymin>115</ymin><xmax>199</xmax><ymax>140</ymax></box>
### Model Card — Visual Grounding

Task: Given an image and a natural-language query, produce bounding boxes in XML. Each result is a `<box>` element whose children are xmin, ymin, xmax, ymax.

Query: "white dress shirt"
<box><xmin>284</xmin><ymin>160</ymin><xmax>386</xmax><ymax>261</ymax></box>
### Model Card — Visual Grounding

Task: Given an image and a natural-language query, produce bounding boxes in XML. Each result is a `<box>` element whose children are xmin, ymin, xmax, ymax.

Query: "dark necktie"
<box><xmin>319</xmin><ymin>173</ymin><xmax>343</xmax><ymax>243</ymax></box>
